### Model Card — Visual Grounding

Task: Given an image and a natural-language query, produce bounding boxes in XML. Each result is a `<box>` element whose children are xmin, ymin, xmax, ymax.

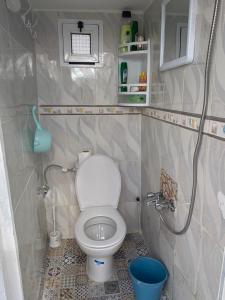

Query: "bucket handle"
<box><xmin>32</xmin><ymin>106</ymin><xmax>42</xmax><ymax>130</ymax></box>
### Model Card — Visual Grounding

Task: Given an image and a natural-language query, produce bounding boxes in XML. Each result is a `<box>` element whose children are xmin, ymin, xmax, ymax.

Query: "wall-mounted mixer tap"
<box><xmin>144</xmin><ymin>192</ymin><xmax>162</xmax><ymax>206</ymax></box>
<box><xmin>144</xmin><ymin>192</ymin><xmax>176</xmax><ymax>212</ymax></box>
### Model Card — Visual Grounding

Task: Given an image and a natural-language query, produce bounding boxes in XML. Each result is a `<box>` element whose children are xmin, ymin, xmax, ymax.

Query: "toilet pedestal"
<box><xmin>87</xmin><ymin>256</ymin><xmax>112</xmax><ymax>282</ymax></box>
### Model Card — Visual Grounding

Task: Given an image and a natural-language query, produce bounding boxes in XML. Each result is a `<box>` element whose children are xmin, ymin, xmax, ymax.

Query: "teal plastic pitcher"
<box><xmin>32</xmin><ymin>106</ymin><xmax>52</xmax><ymax>153</ymax></box>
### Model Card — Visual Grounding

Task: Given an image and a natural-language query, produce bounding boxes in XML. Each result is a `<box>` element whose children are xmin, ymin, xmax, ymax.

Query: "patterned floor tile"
<box><xmin>114</xmin><ymin>249</ymin><xmax>125</xmax><ymax>260</ymax></box>
<box><xmin>42</xmin><ymin>288</ymin><xmax>60</xmax><ymax>300</ymax></box>
<box><xmin>63</xmin><ymin>253</ymin><xmax>76</xmax><ymax>265</ymax></box>
<box><xmin>47</xmin><ymin>266</ymin><xmax>62</xmax><ymax>278</ymax></box>
<box><xmin>120</xmin><ymin>294</ymin><xmax>135</xmax><ymax>300</ymax></box>
<box><xmin>113</xmin><ymin>259</ymin><xmax>127</xmax><ymax>269</ymax></box>
<box><xmin>46</xmin><ymin>256</ymin><xmax>64</xmax><ymax>270</ymax></box>
<box><xmin>76</xmin><ymin>274</ymin><xmax>89</xmax><ymax>285</ymax></box>
<box><xmin>61</xmin><ymin>275</ymin><xmax>76</xmax><ymax>288</ymax></box>
<box><xmin>75</xmin><ymin>253</ymin><xmax>87</xmax><ymax>265</ymax></box>
<box><xmin>44</xmin><ymin>277</ymin><xmax>61</xmax><ymax>289</ymax></box>
<box><xmin>88</xmin><ymin>283</ymin><xmax>105</xmax><ymax>298</ymax></box>
<box><xmin>100</xmin><ymin>295</ymin><xmax>122</xmax><ymax>300</ymax></box>
<box><xmin>125</xmin><ymin>248</ymin><xmax>137</xmax><ymax>261</ymax></box>
<box><xmin>119</xmin><ymin>279</ymin><xmax>133</xmax><ymax>295</ymax></box>
<box><xmin>104</xmin><ymin>281</ymin><xmax>120</xmax><ymax>295</ymax></box>
<box><xmin>136</xmin><ymin>246</ymin><xmax>149</xmax><ymax>256</ymax></box>
<box><xmin>47</xmin><ymin>248</ymin><xmax>65</xmax><ymax>257</ymax></box>
<box><xmin>41</xmin><ymin>234</ymin><xmax>166</xmax><ymax>300</ymax></box>
<box><xmin>74</xmin><ymin>284</ymin><xmax>89</xmax><ymax>299</ymax></box>
<box><xmin>117</xmin><ymin>269</ymin><xmax>130</xmax><ymax>281</ymax></box>
<box><xmin>60</xmin><ymin>288</ymin><xmax>74</xmax><ymax>299</ymax></box>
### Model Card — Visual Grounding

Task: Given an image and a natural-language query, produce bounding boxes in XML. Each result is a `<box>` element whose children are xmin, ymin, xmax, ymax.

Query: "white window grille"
<box><xmin>71</xmin><ymin>34</ymin><xmax>91</xmax><ymax>55</ymax></box>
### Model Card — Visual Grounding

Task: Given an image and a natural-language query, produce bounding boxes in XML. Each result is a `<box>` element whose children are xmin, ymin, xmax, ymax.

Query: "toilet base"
<box><xmin>87</xmin><ymin>256</ymin><xmax>112</xmax><ymax>282</ymax></box>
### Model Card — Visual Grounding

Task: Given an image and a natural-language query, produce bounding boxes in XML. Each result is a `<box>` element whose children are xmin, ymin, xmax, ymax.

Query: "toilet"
<box><xmin>74</xmin><ymin>154</ymin><xmax>127</xmax><ymax>282</ymax></box>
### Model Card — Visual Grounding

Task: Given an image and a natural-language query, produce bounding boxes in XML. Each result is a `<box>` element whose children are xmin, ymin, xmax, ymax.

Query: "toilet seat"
<box><xmin>75</xmin><ymin>206</ymin><xmax>126</xmax><ymax>249</ymax></box>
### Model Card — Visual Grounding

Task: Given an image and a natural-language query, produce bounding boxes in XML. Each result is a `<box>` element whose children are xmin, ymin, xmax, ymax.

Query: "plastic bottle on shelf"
<box><xmin>139</xmin><ymin>71</ymin><xmax>147</xmax><ymax>91</ymax></box>
<box><xmin>131</xmin><ymin>21</ymin><xmax>138</xmax><ymax>51</ymax></box>
<box><xmin>120</xmin><ymin>62</ymin><xmax>128</xmax><ymax>92</ymax></box>
<box><xmin>120</xmin><ymin>11</ymin><xmax>131</xmax><ymax>52</ymax></box>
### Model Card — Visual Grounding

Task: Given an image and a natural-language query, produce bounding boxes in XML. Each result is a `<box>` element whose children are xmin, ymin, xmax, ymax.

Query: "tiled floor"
<box><xmin>41</xmin><ymin>233</ymin><xmax>167</xmax><ymax>300</ymax></box>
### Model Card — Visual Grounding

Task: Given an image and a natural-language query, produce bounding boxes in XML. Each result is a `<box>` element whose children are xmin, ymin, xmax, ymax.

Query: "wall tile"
<box><xmin>118</xmin><ymin>201</ymin><xmax>139</xmax><ymax>233</ymax></box>
<box><xmin>173</xmin><ymin>265</ymin><xmax>195</xmax><ymax>300</ymax></box>
<box><xmin>161</xmin><ymin>68</ymin><xmax>184</xmax><ymax>111</ymax></box>
<box><xmin>159</xmin><ymin>232</ymin><xmax>174</xmax><ymax>299</ymax></box>
<box><xmin>210</xmin><ymin>9</ymin><xmax>225</xmax><ymax>118</ymax></box>
<box><xmin>202</xmin><ymin>136</ymin><xmax>225</xmax><ymax>249</ymax></box>
<box><xmin>174</xmin><ymin>209</ymin><xmax>201</xmax><ymax>294</ymax></box>
<box><xmin>182</xmin><ymin>64</ymin><xmax>205</xmax><ymax>114</ymax></box>
<box><xmin>196</xmin><ymin>230</ymin><xmax>223</xmax><ymax>300</ymax></box>
<box><xmin>0</xmin><ymin>3</ymin><xmax>47</xmax><ymax>299</ymax></box>
<box><xmin>141</xmin><ymin>204</ymin><xmax>160</xmax><ymax>257</ymax></box>
<box><xmin>119</xmin><ymin>161</ymin><xmax>141</xmax><ymax>203</ymax></box>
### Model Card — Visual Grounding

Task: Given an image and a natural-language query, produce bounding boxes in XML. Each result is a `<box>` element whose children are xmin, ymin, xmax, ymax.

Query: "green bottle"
<box><xmin>120</xmin><ymin>62</ymin><xmax>128</xmax><ymax>92</ymax></box>
<box><xmin>131</xmin><ymin>21</ymin><xmax>138</xmax><ymax>51</ymax></box>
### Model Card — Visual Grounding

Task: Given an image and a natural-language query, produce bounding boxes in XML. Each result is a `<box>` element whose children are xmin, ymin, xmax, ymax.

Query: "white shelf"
<box><xmin>119</xmin><ymin>83</ymin><xmax>147</xmax><ymax>87</ymax></box>
<box><xmin>118</xmin><ymin>41</ymin><xmax>149</xmax><ymax>48</ymax></box>
<box><xmin>118</xmin><ymin>50</ymin><xmax>148</xmax><ymax>57</ymax></box>
<box><xmin>118</xmin><ymin>91</ymin><xmax>147</xmax><ymax>95</ymax></box>
<box><xmin>118</xmin><ymin>102</ymin><xmax>148</xmax><ymax>107</ymax></box>
<box><xmin>118</xmin><ymin>39</ymin><xmax>151</xmax><ymax>107</ymax></box>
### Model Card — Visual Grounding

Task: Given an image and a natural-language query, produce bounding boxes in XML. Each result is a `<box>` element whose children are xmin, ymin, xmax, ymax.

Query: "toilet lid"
<box><xmin>75</xmin><ymin>154</ymin><xmax>121</xmax><ymax>211</ymax></box>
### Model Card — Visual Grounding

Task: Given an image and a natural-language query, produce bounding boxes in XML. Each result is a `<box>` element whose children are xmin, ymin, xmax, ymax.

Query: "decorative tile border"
<box><xmin>143</xmin><ymin>107</ymin><xmax>225</xmax><ymax>141</ymax></box>
<box><xmin>143</xmin><ymin>107</ymin><xmax>201</xmax><ymax>131</ymax></box>
<box><xmin>39</xmin><ymin>105</ymin><xmax>225</xmax><ymax>141</ymax></box>
<box><xmin>39</xmin><ymin>105</ymin><xmax>140</xmax><ymax>115</ymax></box>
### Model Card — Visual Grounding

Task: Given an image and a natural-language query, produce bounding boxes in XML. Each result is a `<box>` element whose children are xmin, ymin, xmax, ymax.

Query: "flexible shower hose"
<box><xmin>159</xmin><ymin>0</ymin><xmax>221</xmax><ymax>235</ymax></box>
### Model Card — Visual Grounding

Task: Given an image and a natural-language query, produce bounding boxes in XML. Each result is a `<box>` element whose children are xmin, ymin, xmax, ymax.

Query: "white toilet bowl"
<box><xmin>74</xmin><ymin>154</ymin><xmax>127</xmax><ymax>282</ymax></box>
<box><xmin>75</xmin><ymin>206</ymin><xmax>126</xmax><ymax>282</ymax></box>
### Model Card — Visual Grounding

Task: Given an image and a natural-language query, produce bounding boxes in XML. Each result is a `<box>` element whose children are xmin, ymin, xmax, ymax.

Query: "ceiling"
<box><xmin>31</xmin><ymin>0</ymin><xmax>155</xmax><ymax>12</ymax></box>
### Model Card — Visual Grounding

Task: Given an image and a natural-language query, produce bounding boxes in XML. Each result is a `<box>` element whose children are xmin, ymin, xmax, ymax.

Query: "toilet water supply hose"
<box><xmin>159</xmin><ymin>0</ymin><xmax>221</xmax><ymax>235</ymax></box>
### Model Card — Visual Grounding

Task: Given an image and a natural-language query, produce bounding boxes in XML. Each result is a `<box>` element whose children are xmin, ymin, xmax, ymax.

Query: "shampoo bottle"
<box><xmin>120</xmin><ymin>62</ymin><xmax>128</xmax><ymax>92</ymax></box>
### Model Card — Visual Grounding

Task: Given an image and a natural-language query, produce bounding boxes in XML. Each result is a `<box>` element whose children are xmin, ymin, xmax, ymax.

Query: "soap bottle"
<box><xmin>139</xmin><ymin>71</ymin><xmax>147</xmax><ymax>91</ymax></box>
<box><xmin>131</xmin><ymin>21</ymin><xmax>138</xmax><ymax>51</ymax></box>
<box><xmin>120</xmin><ymin>62</ymin><xmax>128</xmax><ymax>92</ymax></box>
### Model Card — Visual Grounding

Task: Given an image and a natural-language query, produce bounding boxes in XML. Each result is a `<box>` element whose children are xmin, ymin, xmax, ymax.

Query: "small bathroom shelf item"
<box><xmin>118</xmin><ymin>39</ymin><xmax>151</xmax><ymax>107</ymax></box>
<box><xmin>32</xmin><ymin>106</ymin><xmax>52</xmax><ymax>153</ymax></box>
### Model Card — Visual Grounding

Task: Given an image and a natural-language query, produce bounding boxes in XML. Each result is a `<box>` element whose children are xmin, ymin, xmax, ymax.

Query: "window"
<box><xmin>71</xmin><ymin>34</ymin><xmax>91</xmax><ymax>55</ymax></box>
<box><xmin>58</xmin><ymin>19</ymin><xmax>103</xmax><ymax>67</ymax></box>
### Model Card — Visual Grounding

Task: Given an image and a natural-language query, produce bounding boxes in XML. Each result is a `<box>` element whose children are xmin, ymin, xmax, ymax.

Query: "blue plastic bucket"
<box><xmin>129</xmin><ymin>257</ymin><xmax>168</xmax><ymax>300</ymax></box>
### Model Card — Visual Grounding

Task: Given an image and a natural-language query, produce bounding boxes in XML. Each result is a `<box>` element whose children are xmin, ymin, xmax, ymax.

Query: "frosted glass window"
<box><xmin>71</xmin><ymin>34</ymin><xmax>91</xmax><ymax>55</ymax></box>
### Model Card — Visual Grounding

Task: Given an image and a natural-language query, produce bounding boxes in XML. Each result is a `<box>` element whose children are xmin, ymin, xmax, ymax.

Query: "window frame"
<box><xmin>58</xmin><ymin>19</ymin><xmax>103</xmax><ymax>68</ymax></box>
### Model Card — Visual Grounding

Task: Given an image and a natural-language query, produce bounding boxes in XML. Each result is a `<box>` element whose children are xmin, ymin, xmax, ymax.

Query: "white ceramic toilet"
<box><xmin>74</xmin><ymin>154</ymin><xmax>127</xmax><ymax>282</ymax></box>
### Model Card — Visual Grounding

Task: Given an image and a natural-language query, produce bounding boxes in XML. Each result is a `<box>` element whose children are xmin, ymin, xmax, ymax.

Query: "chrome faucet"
<box><xmin>144</xmin><ymin>191</ymin><xmax>176</xmax><ymax>212</ymax></box>
<box><xmin>144</xmin><ymin>192</ymin><xmax>162</xmax><ymax>206</ymax></box>
<box><xmin>38</xmin><ymin>184</ymin><xmax>50</xmax><ymax>195</ymax></box>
